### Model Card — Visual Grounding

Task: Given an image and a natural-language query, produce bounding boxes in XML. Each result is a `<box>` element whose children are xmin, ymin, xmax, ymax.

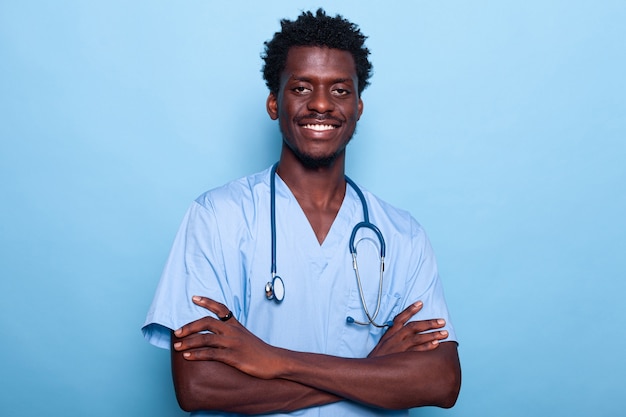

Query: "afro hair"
<box><xmin>261</xmin><ymin>8</ymin><xmax>373</xmax><ymax>96</ymax></box>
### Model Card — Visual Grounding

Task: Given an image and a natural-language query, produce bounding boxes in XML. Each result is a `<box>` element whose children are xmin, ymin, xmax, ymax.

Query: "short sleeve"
<box><xmin>402</xmin><ymin>220</ymin><xmax>457</xmax><ymax>343</ymax></box>
<box><xmin>141</xmin><ymin>200</ymin><xmax>234</xmax><ymax>349</ymax></box>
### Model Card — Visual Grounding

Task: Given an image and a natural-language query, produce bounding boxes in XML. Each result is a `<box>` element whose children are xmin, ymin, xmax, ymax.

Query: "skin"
<box><xmin>267</xmin><ymin>46</ymin><xmax>365</xmax><ymax>243</ymax></box>
<box><xmin>171</xmin><ymin>46</ymin><xmax>461</xmax><ymax>413</ymax></box>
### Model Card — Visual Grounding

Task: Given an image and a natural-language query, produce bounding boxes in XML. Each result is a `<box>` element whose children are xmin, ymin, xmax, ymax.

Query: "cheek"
<box><xmin>343</xmin><ymin>100</ymin><xmax>362</xmax><ymax>119</ymax></box>
<box><xmin>278</xmin><ymin>100</ymin><xmax>296</xmax><ymax>119</ymax></box>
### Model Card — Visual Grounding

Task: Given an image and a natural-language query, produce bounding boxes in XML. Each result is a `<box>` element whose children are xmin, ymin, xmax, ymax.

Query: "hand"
<box><xmin>368</xmin><ymin>301</ymin><xmax>449</xmax><ymax>358</ymax></box>
<box><xmin>172</xmin><ymin>296</ymin><xmax>284</xmax><ymax>380</ymax></box>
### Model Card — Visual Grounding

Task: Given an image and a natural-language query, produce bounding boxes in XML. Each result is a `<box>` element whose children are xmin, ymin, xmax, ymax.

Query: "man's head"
<box><xmin>263</xmin><ymin>9</ymin><xmax>371</xmax><ymax>169</ymax></box>
<box><xmin>262</xmin><ymin>8</ymin><xmax>373</xmax><ymax>97</ymax></box>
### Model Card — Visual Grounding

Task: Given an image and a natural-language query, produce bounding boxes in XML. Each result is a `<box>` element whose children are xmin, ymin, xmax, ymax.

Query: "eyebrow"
<box><xmin>290</xmin><ymin>76</ymin><xmax>354</xmax><ymax>84</ymax></box>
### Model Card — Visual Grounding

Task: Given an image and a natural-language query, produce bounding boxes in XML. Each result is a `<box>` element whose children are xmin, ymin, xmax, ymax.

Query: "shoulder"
<box><xmin>177</xmin><ymin>167</ymin><xmax>272</xmax><ymax>249</ymax></box>
<box><xmin>356</xmin><ymin>184</ymin><xmax>425</xmax><ymax>239</ymax></box>
<box><xmin>193</xmin><ymin>167</ymin><xmax>271</xmax><ymax>214</ymax></box>
<box><xmin>352</xmin><ymin>183</ymin><xmax>435</xmax><ymax>260</ymax></box>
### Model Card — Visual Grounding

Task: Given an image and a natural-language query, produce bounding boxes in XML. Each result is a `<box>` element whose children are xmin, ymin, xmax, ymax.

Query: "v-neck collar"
<box><xmin>272</xmin><ymin>172</ymin><xmax>360</xmax><ymax>257</ymax></box>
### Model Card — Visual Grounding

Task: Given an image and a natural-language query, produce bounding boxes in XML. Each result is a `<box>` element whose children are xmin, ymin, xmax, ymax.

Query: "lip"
<box><xmin>296</xmin><ymin>114</ymin><xmax>342</xmax><ymax>127</ymax></box>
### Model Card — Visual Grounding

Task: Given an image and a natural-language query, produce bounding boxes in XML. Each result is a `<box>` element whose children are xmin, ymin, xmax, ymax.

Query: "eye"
<box><xmin>292</xmin><ymin>86</ymin><xmax>311</xmax><ymax>94</ymax></box>
<box><xmin>332</xmin><ymin>88</ymin><xmax>351</xmax><ymax>96</ymax></box>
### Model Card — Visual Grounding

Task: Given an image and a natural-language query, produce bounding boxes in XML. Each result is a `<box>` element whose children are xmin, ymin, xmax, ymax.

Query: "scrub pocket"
<box><xmin>338</xmin><ymin>289</ymin><xmax>402</xmax><ymax>357</ymax></box>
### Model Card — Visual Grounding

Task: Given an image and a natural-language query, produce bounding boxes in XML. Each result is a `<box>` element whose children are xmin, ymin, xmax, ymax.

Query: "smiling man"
<box><xmin>142</xmin><ymin>9</ymin><xmax>460</xmax><ymax>416</ymax></box>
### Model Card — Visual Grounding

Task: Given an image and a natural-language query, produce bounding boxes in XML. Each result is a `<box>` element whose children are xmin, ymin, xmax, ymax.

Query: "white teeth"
<box><xmin>303</xmin><ymin>124</ymin><xmax>335</xmax><ymax>131</ymax></box>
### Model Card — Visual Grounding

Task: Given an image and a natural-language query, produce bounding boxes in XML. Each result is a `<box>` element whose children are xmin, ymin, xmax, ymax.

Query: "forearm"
<box><xmin>171</xmin><ymin>333</ymin><xmax>341</xmax><ymax>413</ymax></box>
<box><xmin>274</xmin><ymin>342</ymin><xmax>461</xmax><ymax>410</ymax></box>
<box><xmin>172</xmin><ymin>297</ymin><xmax>461</xmax><ymax>411</ymax></box>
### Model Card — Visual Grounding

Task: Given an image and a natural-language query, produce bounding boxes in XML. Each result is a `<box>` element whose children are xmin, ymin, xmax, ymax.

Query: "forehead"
<box><xmin>281</xmin><ymin>46</ymin><xmax>358</xmax><ymax>84</ymax></box>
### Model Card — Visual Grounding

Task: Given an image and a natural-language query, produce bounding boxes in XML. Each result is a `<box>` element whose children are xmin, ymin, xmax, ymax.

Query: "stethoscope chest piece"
<box><xmin>265</xmin><ymin>275</ymin><xmax>285</xmax><ymax>303</ymax></box>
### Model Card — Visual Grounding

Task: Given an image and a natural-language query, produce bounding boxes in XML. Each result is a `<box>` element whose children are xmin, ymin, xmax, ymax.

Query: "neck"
<box><xmin>275</xmin><ymin>148</ymin><xmax>346</xmax><ymax>210</ymax></box>
<box><xmin>275</xmin><ymin>147</ymin><xmax>347</xmax><ymax>244</ymax></box>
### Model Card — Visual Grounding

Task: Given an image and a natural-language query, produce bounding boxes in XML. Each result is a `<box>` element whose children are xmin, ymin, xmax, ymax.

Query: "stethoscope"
<box><xmin>265</xmin><ymin>164</ymin><xmax>391</xmax><ymax>328</ymax></box>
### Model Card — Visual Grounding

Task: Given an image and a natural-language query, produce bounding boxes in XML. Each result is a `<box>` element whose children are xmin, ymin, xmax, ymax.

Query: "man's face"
<box><xmin>267</xmin><ymin>46</ymin><xmax>364</xmax><ymax>168</ymax></box>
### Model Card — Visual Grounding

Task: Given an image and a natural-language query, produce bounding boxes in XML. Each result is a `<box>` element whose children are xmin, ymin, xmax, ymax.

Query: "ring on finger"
<box><xmin>219</xmin><ymin>311</ymin><xmax>233</xmax><ymax>322</ymax></box>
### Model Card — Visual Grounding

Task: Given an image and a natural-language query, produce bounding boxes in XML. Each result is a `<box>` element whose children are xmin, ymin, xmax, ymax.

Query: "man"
<box><xmin>143</xmin><ymin>9</ymin><xmax>461</xmax><ymax>416</ymax></box>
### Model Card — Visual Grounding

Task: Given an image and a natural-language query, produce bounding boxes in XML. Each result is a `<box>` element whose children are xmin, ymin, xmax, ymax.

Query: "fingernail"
<box><xmin>183</xmin><ymin>352</ymin><xmax>191</xmax><ymax>358</ymax></box>
<box><xmin>173</xmin><ymin>342</ymin><xmax>182</xmax><ymax>349</ymax></box>
<box><xmin>192</xmin><ymin>295</ymin><xmax>201</xmax><ymax>302</ymax></box>
<box><xmin>174</xmin><ymin>328</ymin><xmax>182</xmax><ymax>336</ymax></box>
<box><xmin>437</xmin><ymin>319</ymin><xmax>445</xmax><ymax>325</ymax></box>
<box><xmin>441</xmin><ymin>330</ymin><xmax>448</xmax><ymax>337</ymax></box>
<box><xmin>432</xmin><ymin>340</ymin><xmax>439</xmax><ymax>345</ymax></box>
<box><xmin>414</xmin><ymin>301</ymin><xmax>423</xmax><ymax>308</ymax></box>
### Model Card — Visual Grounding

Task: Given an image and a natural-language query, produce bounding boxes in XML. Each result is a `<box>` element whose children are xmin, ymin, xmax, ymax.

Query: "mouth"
<box><xmin>296</xmin><ymin>114</ymin><xmax>343</xmax><ymax>132</ymax></box>
<box><xmin>301</xmin><ymin>124</ymin><xmax>337</xmax><ymax>131</ymax></box>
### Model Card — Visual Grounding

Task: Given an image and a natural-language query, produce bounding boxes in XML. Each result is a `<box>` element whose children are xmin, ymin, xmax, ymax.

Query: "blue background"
<box><xmin>1</xmin><ymin>1</ymin><xmax>625</xmax><ymax>416</ymax></box>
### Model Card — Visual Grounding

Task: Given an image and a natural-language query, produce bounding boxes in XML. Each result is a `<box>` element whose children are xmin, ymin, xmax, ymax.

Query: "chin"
<box><xmin>282</xmin><ymin>136</ymin><xmax>345</xmax><ymax>169</ymax></box>
<box><xmin>298</xmin><ymin>154</ymin><xmax>337</xmax><ymax>169</ymax></box>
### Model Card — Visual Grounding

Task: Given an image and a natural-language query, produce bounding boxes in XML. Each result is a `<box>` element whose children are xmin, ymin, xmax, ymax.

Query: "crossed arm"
<box><xmin>171</xmin><ymin>296</ymin><xmax>461</xmax><ymax>414</ymax></box>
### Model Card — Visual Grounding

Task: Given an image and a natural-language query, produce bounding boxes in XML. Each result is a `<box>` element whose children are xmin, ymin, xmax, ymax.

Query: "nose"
<box><xmin>307</xmin><ymin>89</ymin><xmax>334</xmax><ymax>114</ymax></box>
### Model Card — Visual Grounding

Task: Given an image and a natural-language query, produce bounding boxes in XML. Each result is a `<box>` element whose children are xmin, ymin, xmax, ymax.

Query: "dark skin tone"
<box><xmin>270</xmin><ymin>46</ymin><xmax>365</xmax><ymax>243</ymax></box>
<box><xmin>171</xmin><ymin>46</ymin><xmax>461</xmax><ymax>413</ymax></box>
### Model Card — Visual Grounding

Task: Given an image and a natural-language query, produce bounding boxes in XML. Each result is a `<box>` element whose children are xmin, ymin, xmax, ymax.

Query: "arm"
<box><xmin>261</xmin><ymin>342</ymin><xmax>460</xmax><ymax>409</ymax></box>
<box><xmin>173</xmin><ymin>297</ymin><xmax>460</xmax><ymax>412</ymax></box>
<box><xmin>172</xmin><ymin>333</ymin><xmax>341</xmax><ymax>413</ymax></box>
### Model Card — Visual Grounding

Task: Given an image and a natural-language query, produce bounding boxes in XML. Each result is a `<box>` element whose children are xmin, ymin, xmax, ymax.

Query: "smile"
<box><xmin>302</xmin><ymin>124</ymin><xmax>337</xmax><ymax>131</ymax></box>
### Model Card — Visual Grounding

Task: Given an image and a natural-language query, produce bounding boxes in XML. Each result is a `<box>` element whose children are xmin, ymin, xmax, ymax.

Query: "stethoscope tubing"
<box><xmin>269</xmin><ymin>163</ymin><xmax>388</xmax><ymax>327</ymax></box>
<box><xmin>270</xmin><ymin>164</ymin><xmax>278</xmax><ymax>279</ymax></box>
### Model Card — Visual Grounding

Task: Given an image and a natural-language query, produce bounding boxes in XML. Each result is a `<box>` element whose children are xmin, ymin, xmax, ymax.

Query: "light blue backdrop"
<box><xmin>1</xmin><ymin>1</ymin><xmax>624</xmax><ymax>416</ymax></box>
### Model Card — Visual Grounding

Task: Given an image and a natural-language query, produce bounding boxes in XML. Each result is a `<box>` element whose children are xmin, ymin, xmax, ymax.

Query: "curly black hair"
<box><xmin>261</xmin><ymin>8</ymin><xmax>373</xmax><ymax>96</ymax></box>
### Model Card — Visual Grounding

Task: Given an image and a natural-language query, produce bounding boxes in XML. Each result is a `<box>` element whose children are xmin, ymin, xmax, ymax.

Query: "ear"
<box><xmin>266</xmin><ymin>93</ymin><xmax>279</xmax><ymax>120</ymax></box>
<box><xmin>357</xmin><ymin>97</ymin><xmax>364</xmax><ymax>121</ymax></box>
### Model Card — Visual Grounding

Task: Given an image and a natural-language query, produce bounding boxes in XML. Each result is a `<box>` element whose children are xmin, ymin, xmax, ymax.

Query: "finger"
<box><xmin>391</xmin><ymin>301</ymin><xmax>424</xmax><ymax>327</ymax></box>
<box><xmin>403</xmin><ymin>318</ymin><xmax>446</xmax><ymax>334</ymax></box>
<box><xmin>181</xmin><ymin>346</ymin><xmax>230</xmax><ymax>362</ymax></box>
<box><xmin>412</xmin><ymin>340</ymin><xmax>442</xmax><ymax>352</ymax></box>
<box><xmin>174</xmin><ymin>296</ymin><xmax>234</xmax><ymax>338</ymax></box>
<box><xmin>191</xmin><ymin>295</ymin><xmax>232</xmax><ymax>318</ymax></box>
<box><xmin>408</xmin><ymin>330</ymin><xmax>450</xmax><ymax>352</ymax></box>
<box><xmin>174</xmin><ymin>332</ymin><xmax>223</xmax><ymax>351</ymax></box>
<box><xmin>378</xmin><ymin>302</ymin><xmax>425</xmax><ymax>342</ymax></box>
<box><xmin>174</xmin><ymin>315</ymin><xmax>223</xmax><ymax>338</ymax></box>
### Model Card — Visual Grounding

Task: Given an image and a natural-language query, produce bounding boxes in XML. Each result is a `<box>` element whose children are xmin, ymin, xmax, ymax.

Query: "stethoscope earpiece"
<box><xmin>346</xmin><ymin>316</ymin><xmax>392</xmax><ymax>327</ymax></box>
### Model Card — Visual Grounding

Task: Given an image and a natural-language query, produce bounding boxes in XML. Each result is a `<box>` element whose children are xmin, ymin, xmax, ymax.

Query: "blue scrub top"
<box><xmin>142</xmin><ymin>166</ymin><xmax>456</xmax><ymax>416</ymax></box>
